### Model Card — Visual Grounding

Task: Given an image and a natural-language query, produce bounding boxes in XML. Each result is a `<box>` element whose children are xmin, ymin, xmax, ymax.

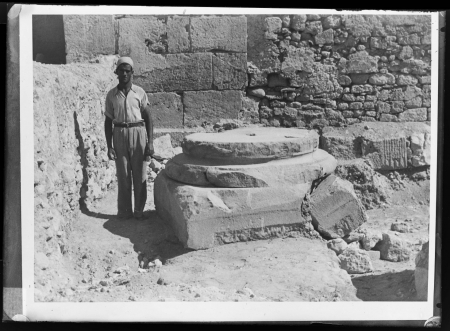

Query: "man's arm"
<box><xmin>104</xmin><ymin>117</ymin><xmax>116</xmax><ymax>160</ymax></box>
<box><xmin>142</xmin><ymin>105</ymin><xmax>154</xmax><ymax>161</ymax></box>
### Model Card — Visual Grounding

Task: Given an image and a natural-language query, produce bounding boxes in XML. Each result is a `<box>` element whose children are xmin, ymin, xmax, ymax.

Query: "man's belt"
<box><xmin>114</xmin><ymin>121</ymin><xmax>145</xmax><ymax>128</ymax></box>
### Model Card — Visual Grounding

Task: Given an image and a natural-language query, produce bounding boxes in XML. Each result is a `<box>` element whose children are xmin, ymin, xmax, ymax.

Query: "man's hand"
<box><xmin>144</xmin><ymin>143</ymin><xmax>154</xmax><ymax>162</ymax></box>
<box><xmin>107</xmin><ymin>147</ymin><xmax>117</xmax><ymax>160</ymax></box>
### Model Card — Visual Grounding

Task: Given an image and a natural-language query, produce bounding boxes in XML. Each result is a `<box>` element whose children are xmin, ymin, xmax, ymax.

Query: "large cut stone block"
<box><xmin>183</xmin><ymin>90</ymin><xmax>242</xmax><ymax>127</ymax></box>
<box><xmin>191</xmin><ymin>16</ymin><xmax>247</xmax><ymax>52</ymax></box>
<box><xmin>212</xmin><ymin>53</ymin><xmax>247</xmax><ymax>90</ymax></box>
<box><xmin>165</xmin><ymin>149</ymin><xmax>337</xmax><ymax>187</ymax></box>
<box><xmin>321</xmin><ymin>122</ymin><xmax>431</xmax><ymax>170</ymax></box>
<box><xmin>147</xmin><ymin>92</ymin><xmax>183</xmax><ymax>128</ymax></box>
<box><xmin>134</xmin><ymin>53</ymin><xmax>213</xmax><ymax>92</ymax></box>
<box><xmin>118</xmin><ymin>17</ymin><xmax>167</xmax><ymax>73</ymax></box>
<box><xmin>154</xmin><ymin>172</ymin><xmax>311</xmax><ymax>249</ymax></box>
<box><xmin>182</xmin><ymin>127</ymin><xmax>319</xmax><ymax>161</ymax></box>
<box><xmin>310</xmin><ymin>175</ymin><xmax>367</xmax><ymax>239</ymax></box>
<box><xmin>167</xmin><ymin>16</ymin><xmax>190</xmax><ymax>53</ymax></box>
<box><xmin>63</xmin><ymin>15</ymin><xmax>115</xmax><ymax>63</ymax></box>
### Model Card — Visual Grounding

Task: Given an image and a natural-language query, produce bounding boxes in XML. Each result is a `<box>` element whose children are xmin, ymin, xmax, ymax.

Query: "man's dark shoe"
<box><xmin>134</xmin><ymin>211</ymin><xmax>144</xmax><ymax>220</ymax></box>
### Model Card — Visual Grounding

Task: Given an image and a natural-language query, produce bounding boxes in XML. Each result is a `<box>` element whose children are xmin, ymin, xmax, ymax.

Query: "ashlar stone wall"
<box><xmin>61</xmin><ymin>13</ymin><xmax>432</xmax><ymax>130</ymax></box>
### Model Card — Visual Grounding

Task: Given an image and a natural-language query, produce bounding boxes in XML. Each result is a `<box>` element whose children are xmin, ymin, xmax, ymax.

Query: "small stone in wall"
<box><xmin>405</xmin><ymin>96</ymin><xmax>423</xmax><ymax>109</ymax></box>
<box><xmin>304</xmin><ymin>21</ymin><xmax>323</xmax><ymax>35</ymax></box>
<box><xmin>397</xmin><ymin>75</ymin><xmax>419</xmax><ymax>86</ymax></box>
<box><xmin>390</xmin><ymin>101</ymin><xmax>405</xmax><ymax>114</ymax></box>
<box><xmin>291</xmin><ymin>14</ymin><xmax>307</xmax><ymax>31</ymax></box>
<box><xmin>247</xmin><ymin>88</ymin><xmax>265</xmax><ymax>98</ymax></box>
<box><xmin>368</xmin><ymin>73</ymin><xmax>395</xmax><ymax>85</ymax></box>
<box><xmin>322</xmin><ymin>15</ymin><xmax>341</xmax><ymax>29</ymax></box>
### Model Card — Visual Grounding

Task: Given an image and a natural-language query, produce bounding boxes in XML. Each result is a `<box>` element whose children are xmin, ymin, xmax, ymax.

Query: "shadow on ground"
<box><xmin>351</xmin><ymin>269</ymin><xmax>418</xmax><ymax>301</ymax></box>
<box><xmin>102</xmin><ymin>210</ymin><xmax>193</xmax><ymax>263</ymax></box>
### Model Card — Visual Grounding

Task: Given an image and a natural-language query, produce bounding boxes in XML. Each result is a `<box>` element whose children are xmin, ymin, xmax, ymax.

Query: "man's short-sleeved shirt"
<box><xmin>105</xmin><ymin>84</ymin><xmax>149</xmax><ymax>123</ymax></box>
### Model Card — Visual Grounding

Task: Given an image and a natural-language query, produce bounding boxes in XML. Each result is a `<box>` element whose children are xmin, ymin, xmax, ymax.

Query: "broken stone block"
<box><xmin>153</xmin><ymin>134</ymin><xmax>175</xmax><ymax>160</ymax></box>
<box><xmin>320</xmin><ymin>122</ymin><xmax>430</xmax><ymax>169</ymax></box>
<box><xmin>165</xmin><ymin>149</ymin><xmax>337</xmax><ymax>188</ymax></box>
<box><xmin>63</xmin><ymin>15</ymin><xmax>115</xmax><ymax>63</ymax></box>
<box><xmin>147</xmin><ymin>92</ymin><xmax>183</xmax><ymax>128</ymax></box>
<box><xmin>310</xmin><ymin>175</ymin><xmax>367</xmax><ymax>239</ymax></box>
<box><xmin>291</xmin><ymin>14</ymin><xmax>307</xmax><ymax>31</ymax></box>
<box><xmin>379</xmin><ymin>232</ymin><xmax>411</xmax><ymax>262</ymax></box>
<box><xmin>183</xmin><ymin>90</ymin><xmax>242</xmax><ymax>127</ymax></box>
<box><xmin>415</xmin><ymin>241</ymin><xmax>429</xmax><ymax>300</ymax></box>
<box><xmin>190</xmin><ymin>16</ymin><xmax>247</xmax><ymax>52</ymax></box>
<box><xmin>327</xmin><ymin>238</ymin><xmax>348</xmax><ymax>255</ymax></box>
<box><xmin>182</xmin><ymin>127</ymin><xmax>319</xmax><ymax>161</ymax></box>
<box><xmin>212</xmin><ymin>53</ymin><xmax>247</xmax><ymax>90</ymax></box>
<box><xmin>339</xmin><ymin>248</ymin><xmax>374</xmax><ymax>274</ymax></box>
<box><xmin>154</xmin><ymin>172</ymin><xmax>312</xmax><ymax>249</ymax></box>
<box><xmin>131</xmin><ymin>53</ymin><xmax>213</xmax><ymax>92</ymax></box>
<box><xmin>167</xmin><ymin>16</ymin><xmax>190</xmax><ymax>53</ymax></box>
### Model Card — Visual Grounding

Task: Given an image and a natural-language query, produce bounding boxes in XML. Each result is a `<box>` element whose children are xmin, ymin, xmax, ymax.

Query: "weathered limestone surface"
<box><xmin>212</xmin><ymin>53</ymin><xmax>247</xmax><ymax>90</ymax></box>
<box><xmin>182</xmin><ymin>127</ymin><xmax>319</xmax><ymax>161</ymax></box>
<box><xmin>415</xmin><ymin>241</ymin><xmax>429</xmax><ymax>300</ymax></box>
<box><xmin>310</xmin><ymin>175</ymin><xmax>367</xmax><ymax>239</ymax></box>
<box><xmin>183</xmin><ymin>90</ymin><xmax>243</xmax><ymax>127</ymax></box>
<box><xmin>165</xmin><ymin>149</ymin><xmax>337</xmax><ymax>187</ymax></box>
<box><xmin>146</xmin><ymin>92</ymin><xmax>183</xmax><ymax>128</ymax></box>
<box><xmin>154</xmin><ymin>172</ymin><xmax>313</xmax><ymax>249</ymax></box>
<box><xmin>167</xmin><ymin>16</ymin><xmax>190</xmax><ymax>53</ymax></box>
<box><xmin>321</xmin><ymin>122</ymin><xmax>431</xmax><ymax>169</ymax></box>
<box><xmin>63</xmin><ymin>15</ymin><xmax>115</xmax><ymax>63</ymax></box>
<box><xmin>191</xmin><ymin>16</ymin><xmax>247</xmax><ymax>53</ymax></box>
<box><xmin>132</xmin><ymin>53</ymin><xmax>213</xmax><ymax>92</ymax></box>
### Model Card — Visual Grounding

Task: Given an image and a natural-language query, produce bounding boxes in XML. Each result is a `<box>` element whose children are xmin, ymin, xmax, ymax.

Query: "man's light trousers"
<box><xmin>113</xmin><ymin>126</ymin><xmax>147</xmax><ymax>216</ymax></box>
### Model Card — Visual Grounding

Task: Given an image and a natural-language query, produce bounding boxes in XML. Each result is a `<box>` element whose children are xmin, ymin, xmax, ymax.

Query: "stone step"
<box><xmin>165</xmin><ymin>149</ymin><xmax>337</xmax><ymax>188</ymax></box>
<box><xmin>154</xmin><ymin>172</ymin><xmax>314</xmax><ymax>249</ymax></box>
<box><xmin>182</xmin><ymin>127</ymin><xmax>319</xmax><ymax>161</ymax></box>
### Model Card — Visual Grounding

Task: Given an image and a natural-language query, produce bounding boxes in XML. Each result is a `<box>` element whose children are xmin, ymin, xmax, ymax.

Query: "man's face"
<box><xmin>116</xmin><ymin>64</ymin><xmax>133</xmax><ymax>84</ymax></box>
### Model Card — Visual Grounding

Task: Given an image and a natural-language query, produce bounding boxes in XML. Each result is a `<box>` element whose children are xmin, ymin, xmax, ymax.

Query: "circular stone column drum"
<box><xmin>181</xmin><ymin>127</ymin><xmax>319</xmax><ymax>161</ymax></box>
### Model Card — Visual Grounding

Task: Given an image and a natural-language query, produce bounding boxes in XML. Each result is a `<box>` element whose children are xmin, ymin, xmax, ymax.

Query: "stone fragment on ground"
<box><xmin>327</xmin><ymin>238</ymin><xmax>348</xmax><ymax>255</ymax></box>
<box><xmin>165</xmin><ymin>149</ymin><xmax>337</xmax><ymax>188</ymax></box>
<box><xmin>378</xmin><ymin>232</ymin><xmax>412</xmax><ymax>262</ymax></box>
<box><xmin>153</xmin><ymin>134</ymin><xmax>175</xmax><ymax>160</ymax></box>
<box><xmin>339</xmin><ymin>247</ymin><xmax>374</xmax><ymax>274</ymax></box>
<box><xmin>415</xmin><ymin>241</ymin><xmax>429</xmax><ymax>300</ymax></box>
<box><xmin>310</xmin><ymin>175</ymin><xmax>367</xmax><ymax>239</ymax></box>
<box><xmin>358</xmin><ymin>228</ymin><xmax>383</xmax><ymax>251</ymax></box>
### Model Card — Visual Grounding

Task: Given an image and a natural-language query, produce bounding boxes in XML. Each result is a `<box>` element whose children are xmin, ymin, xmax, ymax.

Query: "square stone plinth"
<box><xmin>154</xmin><ymin>172</ymin><xmax>311</xmax><ymax>249</ymax></box>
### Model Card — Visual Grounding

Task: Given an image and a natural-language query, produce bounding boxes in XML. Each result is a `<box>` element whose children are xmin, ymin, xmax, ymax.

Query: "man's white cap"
<box><xmin>116</xmin><ymin>56</ymin><xmax>134</xmax><ymax>70</ymax></box>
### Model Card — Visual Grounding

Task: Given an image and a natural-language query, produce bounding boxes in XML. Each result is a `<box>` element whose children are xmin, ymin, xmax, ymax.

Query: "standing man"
<box><xmin>104</xmin><ymin>57</ymin><xmax>154</xmax><ymax>220</ymax></box>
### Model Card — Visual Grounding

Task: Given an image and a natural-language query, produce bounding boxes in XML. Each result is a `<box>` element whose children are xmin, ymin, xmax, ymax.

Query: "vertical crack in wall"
<box><xmin>73</xmin><ymin>111</ymin><xmax>89</xmax><ymax>212</ymax></box>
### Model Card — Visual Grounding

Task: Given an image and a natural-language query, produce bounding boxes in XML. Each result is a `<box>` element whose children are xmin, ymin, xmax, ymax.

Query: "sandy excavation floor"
<box><xmin>57</xmin><ymin>174</ymin><xmax>430</xmax><ymax>303</ymax></box>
